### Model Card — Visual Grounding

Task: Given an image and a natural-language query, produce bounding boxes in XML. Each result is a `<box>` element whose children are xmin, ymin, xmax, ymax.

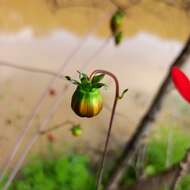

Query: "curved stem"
<box><xmin>90</xmin><ymin>70</ymin><xmax>120</xmax><ymax>190</ymax></box>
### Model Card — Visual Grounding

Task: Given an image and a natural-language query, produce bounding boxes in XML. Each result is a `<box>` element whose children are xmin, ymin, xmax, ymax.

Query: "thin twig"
<box><xmin>0</xmin><ymin>61</ymin><xmax>65</xmax><ymax>79</ymax></box>
<box><xmin>47</xmin><ymin>0</ymin><xmax>109</xmax><ymax>11</ymax></box>
<box><xmin>105</xmin><ymin>35</ymin><xmax>190</xmax><ymax>190</ymax></box>
<box><xmin>108</xmin><ymin>0</ymin><xmax>141</xmax><ymax>13</ymax></box>
<box><xmin>39</xmin><ymin>120</ymin><xmax>74</xmax><ymax>134</ymax></box>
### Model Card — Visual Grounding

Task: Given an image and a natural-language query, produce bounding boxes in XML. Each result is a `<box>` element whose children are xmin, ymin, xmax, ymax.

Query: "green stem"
<box><xmin>90</xmin><ymin>70</ymin><xmax>120</xmax><ymax>190</ymax></box>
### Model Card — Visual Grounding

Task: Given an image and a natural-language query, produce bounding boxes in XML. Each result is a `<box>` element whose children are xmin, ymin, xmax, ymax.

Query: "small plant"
<box><xmin>66</xmin><ymin>70</ymin><xmax>128</xmax><ymax>190</ymax></box>
<box><xmin>71</xmin><ymin>124</ymin><xmax>83</xmax><ymax>137</ymax></box>
<box><xmin>1</xmin><ymin>69</ymin><xmax>127</xmax><ymax>190</ymax></box>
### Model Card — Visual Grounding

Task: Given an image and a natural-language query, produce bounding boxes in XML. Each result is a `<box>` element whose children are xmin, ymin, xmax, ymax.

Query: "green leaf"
<box><xmin>72</xmin><ymin>80</ymin><xmax>80</xmax><ymax>85</ymax></box>
<box><xmin>92</xmin><ymin>74</ymin><xmax>105</xmax><ymax>84</ymax></box>
<box><xmin>77</xmin><ymin>71</ymin><xmax>89</xmax><ymax>80</ymax></box>
<box><xmin>92</xmin><ymin>83</ymin><xmax>106</xmax><ymax>89</ymax></box>
<box><xmin>65</xmin><ymin>76</ymin><xmax>72</xmax><ymax>81</ymax></box>
<box><xmin>80</xmin><ymin>77</ymin><xmax>89</xmax><ymax>84</ymax></box>
<box><xmin>118</xmin><ymin>89</ymin><xmax>128</xmax><ymax>100</ymax></box>
<box><xmin>65</xmin><ymin>76</ymin><xmax>80</xmax><ymax>85</ymax></box>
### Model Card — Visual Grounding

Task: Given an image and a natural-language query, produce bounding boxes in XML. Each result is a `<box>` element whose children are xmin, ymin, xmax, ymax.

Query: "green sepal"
<box><xmin>66</xmin><ymin>71</ymin><xmax>107</xmax><ymax>91</ymax></box>
<box><xmin>77</xmin><ymin>71</ymin><xmax>89</xmax><ymax>81</ymax></box>
<box><xmin>65</xmin><ymin>76</ymin><xmax>71</xmax><ymax>81</ymax></box>
<box><xmin>92</xmin><ymin>74</ymin><xmax>105</xmax><ymax>84</ymax></box>
<box><xmin>92</xmin><ymin>83</ymin><xmax>107</xmax><ymax>89</ymax></box>
<box><xmin>65</xmin><ymin>76</ymin><xmax>80</xmax><ymax>85</ymax></box>
<box><xmin>118</xmin><ymin>89</ymin><xmax>128</xmax><ymax>100</ymax></box>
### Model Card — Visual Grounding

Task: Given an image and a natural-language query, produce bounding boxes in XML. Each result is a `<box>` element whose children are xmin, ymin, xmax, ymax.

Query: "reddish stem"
<box><xmin>90</xmin><ymin>70</ymin><xmax>120</xmax><ymax>190</ymax></box>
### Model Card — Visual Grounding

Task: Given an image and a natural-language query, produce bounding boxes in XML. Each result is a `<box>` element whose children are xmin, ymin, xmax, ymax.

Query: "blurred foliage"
<box><xmin>5</xmin><ymin>153</ymin><xmax>96</xmax><ymax>190</ymax></box>
<box><xmin>122</xmin><ymin>124</ymin><xmax>190</xmax><ymax>189</ymax></box>
<box><xmin>145</xmin><ymin>126</ymin><xmax>190</xmax><ymax>174</ymax></box>
<box><xmin>2</xmin><ymin>124</ymin><xmax>190</xmax><ymax>190</ymax></box>
<box><xmin>177</xmin><ymin>175</ymin><xmax>190</xmax><ymax>190</ymax></box>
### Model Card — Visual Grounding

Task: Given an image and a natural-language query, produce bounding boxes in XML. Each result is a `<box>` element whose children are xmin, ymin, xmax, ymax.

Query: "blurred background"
<box><xmin>0</xmin><ymin>0</ymin><xmax>190</xmax><ymax>190</ymax></box>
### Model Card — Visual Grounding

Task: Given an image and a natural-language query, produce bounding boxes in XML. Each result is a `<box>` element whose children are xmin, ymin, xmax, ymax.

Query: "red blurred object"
<box><xmin>49</xmin><ymin>88</ymin><xmax>56</xmax><ymax>96</ymax></box>
<box><xmin>171</xmin><ymin>66</ymin><xmax>190</xmax><ymax>103</ymax></box>
<box><xmin>47</xmin><ymin>133</ymin><xmax>55</xmax><ymax>143</ymax></box>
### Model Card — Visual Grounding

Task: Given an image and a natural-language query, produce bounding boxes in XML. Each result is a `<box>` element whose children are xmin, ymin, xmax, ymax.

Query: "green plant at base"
<box><xmin>6</xmin><ymin>154</ymin><xmax>96</xmax><ymax>190</ymax></box>
<box><xmin>67</xmin><ymin>70</ymin><xmax>128</xmax><ymax>190</ymax></box>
